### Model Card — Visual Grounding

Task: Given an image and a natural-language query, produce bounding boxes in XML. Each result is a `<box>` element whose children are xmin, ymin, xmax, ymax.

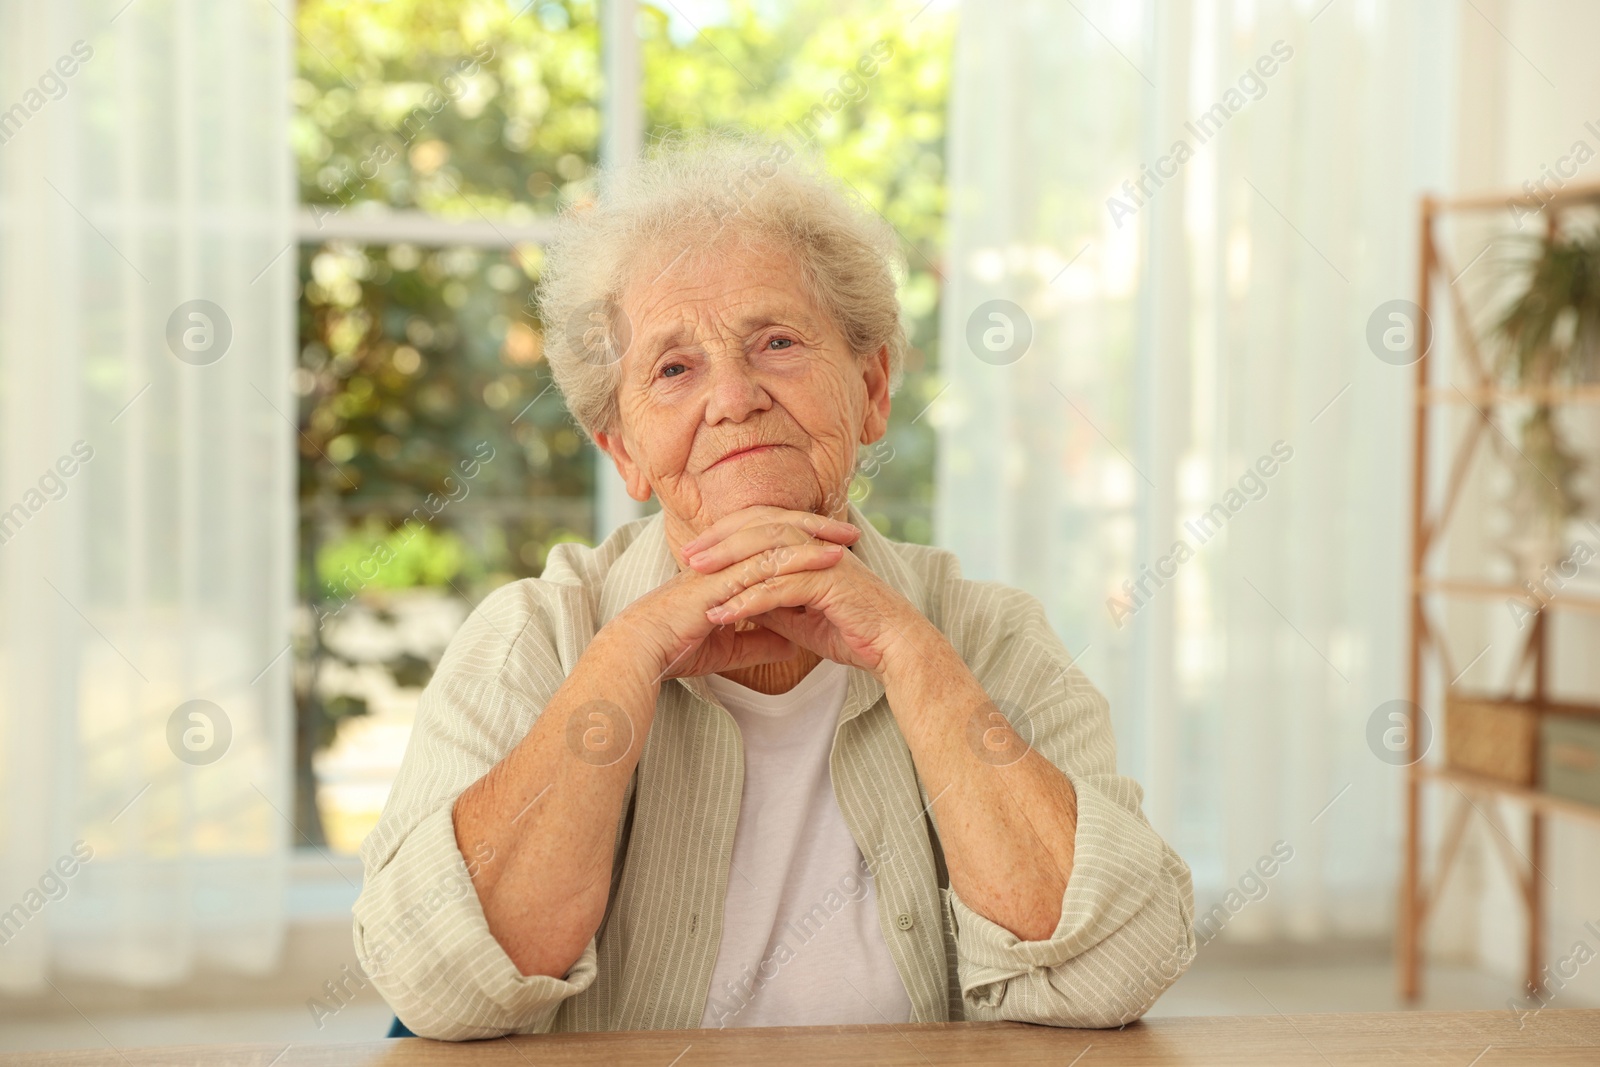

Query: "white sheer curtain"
<box><xmin>938</xmin><ymin>0</ymin><xmax>1456</xmax><ymax>940</ymax></box>
<box><xmin>0</xmin><ymin>1</ymin><xmax>294</xmax><ymax>989</ymax></box>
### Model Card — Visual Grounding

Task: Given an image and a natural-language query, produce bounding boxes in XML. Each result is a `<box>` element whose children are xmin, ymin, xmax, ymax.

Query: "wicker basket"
<box><xmin>1445</xmin><ymin>696</ymin><xmax>1540</xmax><ymax>786</ymax></box>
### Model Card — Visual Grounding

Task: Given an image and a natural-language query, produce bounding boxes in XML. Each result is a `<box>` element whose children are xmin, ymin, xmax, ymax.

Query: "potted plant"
<box><xmin>1490</xmin><ymin>222</ymin><xmax>1600</xmax><ymax>576</ymax></box>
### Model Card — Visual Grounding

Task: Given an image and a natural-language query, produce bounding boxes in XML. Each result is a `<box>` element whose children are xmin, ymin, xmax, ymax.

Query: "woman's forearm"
<box><xmin>881</xmin><ymin>619</ymin><xmax>1078</xmax><ymax>942</ymax></box>
<box><xmin>449</xmin><ymin>528</ymin><xmax>837</xmax><ymax>980</ymax></box>
<box><xmin>451</xmin><ymin>626</ymin><xmax>661</xmax><ymax>979</ymax></box>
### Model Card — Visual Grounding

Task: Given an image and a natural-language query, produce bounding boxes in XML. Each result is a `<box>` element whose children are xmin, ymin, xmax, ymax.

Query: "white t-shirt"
<box><xmin>698</xmin><ymin>658</ymin><xmax>913</xmax><ymax>1029</ymax></box>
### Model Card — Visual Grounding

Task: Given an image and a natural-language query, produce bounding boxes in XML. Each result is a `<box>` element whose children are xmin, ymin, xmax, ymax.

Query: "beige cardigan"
<box><xmin>352</xmin><ymin>504</ymin><xmax>1195</xmax><ymax>1038</ymax></box>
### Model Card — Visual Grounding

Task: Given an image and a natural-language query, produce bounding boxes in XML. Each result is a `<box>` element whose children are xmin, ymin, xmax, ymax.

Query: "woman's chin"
<box><xmin>697</xmin><ymin>472</ymin><xmax>827</xmax><ymax>520</ymax></box>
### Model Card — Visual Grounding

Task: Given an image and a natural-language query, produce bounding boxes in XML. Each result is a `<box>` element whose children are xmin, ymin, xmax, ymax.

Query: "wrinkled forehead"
<box><xmin>619</xmin><ymin>231</ymin><xmax>828</xmax><ymax>349</ymax></box>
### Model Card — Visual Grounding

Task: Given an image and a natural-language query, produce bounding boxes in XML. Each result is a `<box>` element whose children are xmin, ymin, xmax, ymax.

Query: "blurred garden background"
<box><xmin>291</xmin><ymin>0</ymin><xmax>955</xmax><ymax>851</ymax></box>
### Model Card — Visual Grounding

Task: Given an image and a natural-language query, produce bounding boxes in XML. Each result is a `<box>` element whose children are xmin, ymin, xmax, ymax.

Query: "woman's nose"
<box><xmin>703</xmin><ymin>355</ymin><xmax>771</xmax><ymax>425</ymax></box>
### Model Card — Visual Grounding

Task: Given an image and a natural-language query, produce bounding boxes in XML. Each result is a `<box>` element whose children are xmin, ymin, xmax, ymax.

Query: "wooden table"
<box><xmin>7</xmin><ymin>1010</ymin><xmax>1599</xmax><ymax>1065</ymax></box>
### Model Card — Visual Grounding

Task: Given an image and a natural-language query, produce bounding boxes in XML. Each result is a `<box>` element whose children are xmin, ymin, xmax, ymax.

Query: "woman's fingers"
<box><xmin>672</xmin><ymin>624</ymin><xmax>796</xmax><ymax>679</ymax></box>
<box><xmin>748</xmin><ymin>606</ymin><xmax>852</xmax><ymax>667</ymax></box>
<box><xmin>655</xmin><ymin>541</ymin><xmax>843</xmax><ymax>668</ymax></box>
<box><xmin>705</xmin><ymin>571</ymin><xmax>895</xmax><ymax>675</ymax></box>
<box><xmin>681</xmin><ymin>505</ymin><xmax>856</xmax><ymax>562</ymax></box>
<box><xmin>686</xmin><ymin>517</ymin><xmax>858</xmax><ymax>574</ymax></box>
<box><xmin>643</xmin><ymin>537</ymin><xmax>852</xmax><ymax>682</ymax></box>
<box><xmin>625</xmin><ymin>539</ymin><xmax>850</xmax><ymax>682</ymax></box>
<box><xmin>680</xmin><ymin>506</ymin><xmax>788</xmax><ymax>556</ymax></box>
<box><xmin>696</xmin><ymin>541</ymin><xmax>845</xmax><ymax>611</ymax></box>
<box><xmin>706</xmin><ymin>569</ymin><xmax>830</xmax><ymax>625</ymax></box>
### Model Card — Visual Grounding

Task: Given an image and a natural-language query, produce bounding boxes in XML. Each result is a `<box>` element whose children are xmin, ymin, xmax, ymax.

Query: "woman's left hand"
<box><xmin>682</xmin><ymin>505</ymin><xmax>932</xmax><ymax>679</ymax></box>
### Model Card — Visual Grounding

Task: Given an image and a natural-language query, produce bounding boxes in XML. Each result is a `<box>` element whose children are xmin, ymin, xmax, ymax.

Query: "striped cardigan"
<box><xmin>352</xmin><ymin>503</ymin><xmax>1196</xmax><ymax>1037</ymax></box>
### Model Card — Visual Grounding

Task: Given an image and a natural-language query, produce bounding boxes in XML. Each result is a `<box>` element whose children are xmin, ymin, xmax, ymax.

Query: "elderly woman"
<box><xmin>353</xmin><ymin>137</ymin><xmax>1195</xmax><ymax>1038</ymax></box>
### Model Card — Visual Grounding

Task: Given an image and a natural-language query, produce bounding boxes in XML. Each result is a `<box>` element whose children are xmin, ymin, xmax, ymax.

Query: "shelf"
<box><xmin>1444</xmin><ymin>694</ymin><xmax>1600</xmax><ymax>719</ymax></box>
<box><xmin>1403</xmin><ymin>178</ymin><xmax>1600</xmax><ymax>1002</ymax></box>
<box><xmin>1419</xmin><ymin>766</ymin><xmax>1600</xmax><ymax>827</ymax></box>
<box><xmin>1414</xmin><ymin>577</ymin><xmax>1600</xmax><ymax>614</ymax></box>
<box><xmin>1431</xmin><ymin>181</ymin><xmax>1600</xmax><ymax>214</ymax></box>
<box><xmin>1420</xmin><ymin>384</ymin><xmax>1600</xmax><ymax>405</ymax></box>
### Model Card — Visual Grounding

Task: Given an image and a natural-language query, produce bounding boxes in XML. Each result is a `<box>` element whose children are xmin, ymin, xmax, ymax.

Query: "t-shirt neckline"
<box><xmin>705</xmin><ymin>657</ymin><xmax>849</xmax><ymax>718</ymax></box>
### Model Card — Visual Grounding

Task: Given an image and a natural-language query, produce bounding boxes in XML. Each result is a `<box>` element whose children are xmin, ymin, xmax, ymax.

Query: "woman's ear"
<box><xmin>858</xmin><ymin>343</ymin><xmax>892</xmax><ymax>445</ymax></box>
<box><xmin>593</xmin><ymin>428</ymin><xmax>654</xmax><ymax>502</ymax></box>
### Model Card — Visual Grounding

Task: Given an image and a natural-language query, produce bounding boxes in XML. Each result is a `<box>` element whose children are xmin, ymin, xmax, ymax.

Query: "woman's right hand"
<box><xmin>605</xmin><ymin>512</ymin><xmax>860</xmax><ymax>683</ymax></box>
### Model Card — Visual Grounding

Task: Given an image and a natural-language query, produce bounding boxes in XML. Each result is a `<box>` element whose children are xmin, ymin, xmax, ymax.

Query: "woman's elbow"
<box><xmin>384</xmin><ymin>991</ymin><xmax>549</xmax><ymax>1042</ymax></box>
<box><xmin>1105</xmin><ymin>938</ymin><xmax>1196</xmax><ymax>1026</ymax></box>
<box><xmin>1041</xmin><ymin>972</ymin><xmax>1179</xmax><ymax>1030</ymax></box>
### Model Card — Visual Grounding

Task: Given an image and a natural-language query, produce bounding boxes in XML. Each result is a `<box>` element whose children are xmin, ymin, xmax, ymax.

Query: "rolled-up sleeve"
<box><xmin>944</xmin><ymin>772</ymin><xmax>1194</xmax><ymax>1026</ymax></box>
<box><xmin>351</xmin><ymin>582</ymin><xmax>597</xmax><ymax>1039</ymax></box>
<box><xmin>939</xmin><ymin>583</ymin><xmax>1196</xmax><ymax>1027</ymax></box>
<box><xmin>354</xmin><ymin>804</ymin><xmax>598</xmax><ymax>1038</ymax></box>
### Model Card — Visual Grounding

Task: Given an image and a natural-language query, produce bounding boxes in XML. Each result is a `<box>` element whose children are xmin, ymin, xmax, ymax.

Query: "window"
<box><xmin>291</xmin><ymin>0</ymin><xmax>954</xmax><ymax>852</ymax></box>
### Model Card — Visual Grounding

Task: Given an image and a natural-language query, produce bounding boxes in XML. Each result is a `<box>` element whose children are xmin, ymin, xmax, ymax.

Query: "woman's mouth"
<box><xmin>709</xmin><ymin>443</ymin><xmax>781</xmax><ymax>469</ymax></box>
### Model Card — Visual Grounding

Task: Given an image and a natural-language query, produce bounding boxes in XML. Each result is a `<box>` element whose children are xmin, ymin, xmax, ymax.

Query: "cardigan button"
<box><xmin>896</xmin><ymin>912</ymin><xmax>915</xmax><ymax>931</ymax></box>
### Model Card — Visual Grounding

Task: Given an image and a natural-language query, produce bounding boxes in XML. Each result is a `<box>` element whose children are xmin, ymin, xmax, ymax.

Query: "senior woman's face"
<box><xmin>595</xmin><ymin>236</ymin><xmax>891</xmax><ymax>545</ymax></box>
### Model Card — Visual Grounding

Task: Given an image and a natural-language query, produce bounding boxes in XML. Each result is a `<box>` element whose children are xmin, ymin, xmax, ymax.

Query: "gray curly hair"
<box><xmin>535</xmin><ymin>132</ymin><xmax>907</xmax><ymax>439</ymax></box>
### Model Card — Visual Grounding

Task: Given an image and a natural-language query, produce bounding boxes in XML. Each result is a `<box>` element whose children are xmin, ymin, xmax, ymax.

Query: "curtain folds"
<box><xmin>0</xmin><ymin>1</ymin><xmax>294</xmax><ymax>990</ymax></box>
<box><xmin>938</xmin><ymin>0</ymin><xmax>1457</xmax><ymax>942</ymax></box>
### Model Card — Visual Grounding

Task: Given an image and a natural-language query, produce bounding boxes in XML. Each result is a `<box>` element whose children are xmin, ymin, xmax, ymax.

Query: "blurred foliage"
<box><xmin>1491</xmin><ymin>225</ymin><xmax>1600</xmax><ymax>522</ymax></box>
<box><xmin>313</xmin><ymin>694</ymin><xmax>373</xmax><ymax>752</ymax></box>
<box><xmin>295</xmin><ymin>240</ymin><xmax>594</xmax><ymax>565</ymax></box>
<box><xmin>316</xmin><ymin>520</ymin><xmax>472</xmax><ymax>598</ymax></box>
<box><xmin>295</xmin><ymin>0</ymin><xmax>602</xmax><ymax>218</ymax></box>
<box><xmin>1494</xmin><ymin>227</ymin><xmax>1600</xmax><ymax>388</ymax></box>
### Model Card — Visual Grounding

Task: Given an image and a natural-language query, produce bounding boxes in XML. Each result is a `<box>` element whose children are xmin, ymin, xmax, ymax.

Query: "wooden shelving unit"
<box><xmin>1400</xmin><ymin>181</ymin><xmax>1600</xmax><ymax>1001</ymax></box>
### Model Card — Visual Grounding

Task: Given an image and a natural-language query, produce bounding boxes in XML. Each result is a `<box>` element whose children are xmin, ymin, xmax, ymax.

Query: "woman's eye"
<box><xmin>660</xmin><ymin>363</ymin><xmax>686</xmax><ymax>379</ymax></box>
<box><xmin>767</xmin><ymin>337</ymin><xmax>794</xmax><ymax>350</ymax></box>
